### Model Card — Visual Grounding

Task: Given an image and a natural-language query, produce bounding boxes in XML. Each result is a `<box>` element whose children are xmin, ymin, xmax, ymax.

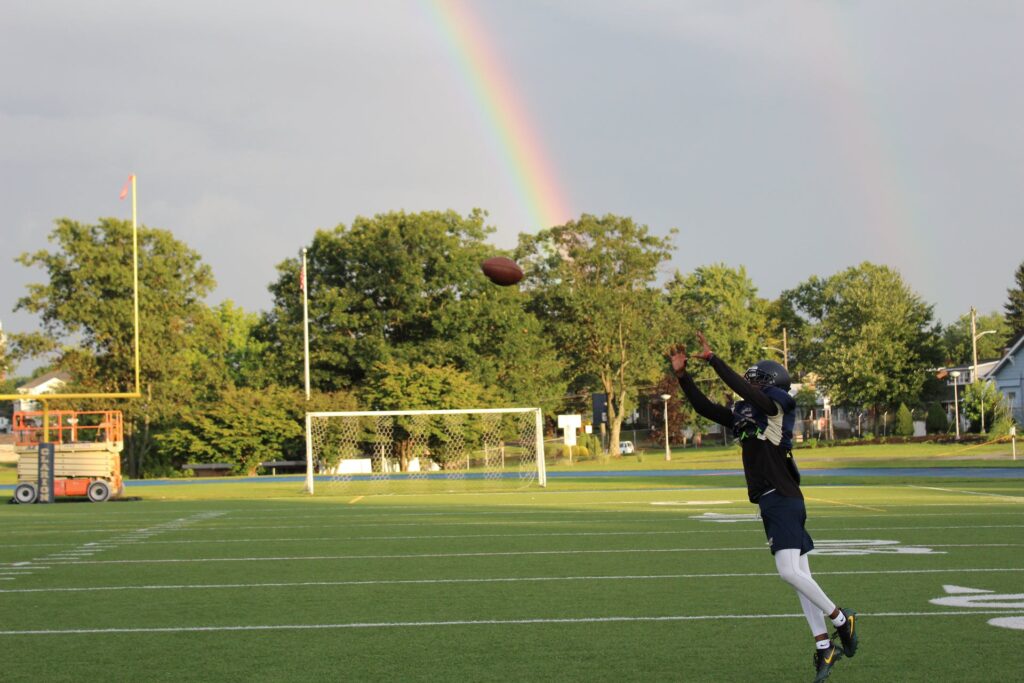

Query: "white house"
<box><xmin>15</xmin><ymin>371</ymin><xmax>72</xmax><ymax>412</ymax></box>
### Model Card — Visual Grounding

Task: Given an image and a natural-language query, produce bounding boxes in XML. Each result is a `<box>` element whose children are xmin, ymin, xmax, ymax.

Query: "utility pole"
<box><xmin>971</xmin><ymin>307</ymin><xmax>978</xmax><ymax>384</ymax></box>
<box><xmin>782</xmin><ymin>327</ymin><xmax>789</xmax><ymax>372</ymax></box>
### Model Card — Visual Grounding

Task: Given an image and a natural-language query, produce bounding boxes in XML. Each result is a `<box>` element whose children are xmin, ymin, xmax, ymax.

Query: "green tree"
<box><xmin>894</xmin><ymin>402</ymin><xmax>914</xmax><ymax>437</ymax></box>
<box><xmin>361</xmin><ymin>361</ymin><xmax>487</xmax><ymax>471</ymax></box>
<box><xmin>650</xmin><ymin>374</ymin><xmax>689</xmax><ymax>447</ymax></box>
<box><xmin>155</xmin><ymin>385</ymin><xmax>306</xmax><ymax>475</ymax></box>
<box><xmin>518</xmin><ymin>214</ymin><xmax>677</xmax><ymax>456</ymax></box>
<box><xmin>257</xmin><ymin>210</ymin><xmax>565</xmax><ymax>413</ymax></box>
<box><xmin>1005</xmin><ymin>260</ymin><xmax>1024</xmax><ymax>341</ymax></box>
<box><xmin>784</xmin><ymin>263</ymin><xmax>943</xmax><ymax>410</ymax></box>
<box><xmin>666</xmin><ymin>264</ymin><xmax>773</xmax><ymax>398</ymax></box>
<box><xmin>0</xmin><ymin>323</ymin><xmax>9</xmax><ymax>382</ymax></box>
<box><xmin>962</xmin><ymin>381</ymin><xmax>1006</xmax><ymax>434</ymax></box>
<box><xmin>214</xmin><ymin>301</ymin><xmax>271</xmax><ymax>388</ymax></box>
<box><xmin>942</xmin><ymin>311</ymin><xmax>1012</xmax><ymax>365</ymax></box>
<box><xmin>666</xmin><ymin>264</ymin><xmax>775</xmax><ymax>443</ymax></box>
<box><xmin>925</xmin><ymin>402</ymin><xmax>949</xmax><ymax>434</ymax></box>
<box><xmin>10</xmin><ymin>217</ymin><xmax>226</xmax><ymax>476</ymax></box>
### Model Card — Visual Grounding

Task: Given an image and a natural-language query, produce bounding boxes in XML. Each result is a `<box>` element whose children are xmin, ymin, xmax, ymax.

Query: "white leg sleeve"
<box><xmin>774</xmin><ymin>548</ymin><xmax>837</xmax><ymax>617</ymax></box>
<box><xmin>797</xmin><ymin>591</ymin><xmax>829</xmax><ymax>637</ymax></box>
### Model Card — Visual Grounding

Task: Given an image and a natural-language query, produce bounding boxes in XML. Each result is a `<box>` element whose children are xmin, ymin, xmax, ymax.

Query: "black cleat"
<box><xmin>813</xmin><ymin>642</ymin><xmax>842</xmax><ymax>682</ymax></box>
<box><xmin>834</xmin><ymin>608</ymin><xmax>859</xmax><ymax>657</ymax></box>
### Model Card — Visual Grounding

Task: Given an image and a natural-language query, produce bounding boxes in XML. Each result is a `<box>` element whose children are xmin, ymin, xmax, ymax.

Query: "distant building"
<box><xmin>15</xmin><ymin>371</ymin><xmax>72</xmax><ymax>412</ymax></box>
<box><xmin>988</xmin><ymin>336</ymin><xmax>1024</xmax><ymax>425</ymax></box>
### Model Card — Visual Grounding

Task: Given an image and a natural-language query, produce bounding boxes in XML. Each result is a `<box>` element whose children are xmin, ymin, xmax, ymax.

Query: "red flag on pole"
<box><xmin>299</xmin><ymin>263</ymin><xmax>306</xmax><ymax>293</ymax></box>
<box><xmin>119</xmin><ymin>175</ymin><xmax>134</xmax><ymax>200</ymax></box>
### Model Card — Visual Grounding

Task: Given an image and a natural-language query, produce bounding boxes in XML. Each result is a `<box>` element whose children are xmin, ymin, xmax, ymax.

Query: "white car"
<box><xmin>619</xmin><ymin>440</ymin><xmax>635</xmax><ymax>454</ymax></box>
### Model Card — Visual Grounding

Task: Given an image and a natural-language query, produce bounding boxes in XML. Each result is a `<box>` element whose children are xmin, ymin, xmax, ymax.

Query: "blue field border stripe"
<box><xmin>1</xmin><ymin>466</ymin><xmax>1023</xmax><ymax>491</ymax></box>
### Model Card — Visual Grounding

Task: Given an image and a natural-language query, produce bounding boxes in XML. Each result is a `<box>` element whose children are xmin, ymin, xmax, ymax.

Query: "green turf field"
<box><xmin>1</xmin><ymin>475</ymin><xmax>1022</xmax><ymax>682</ymax></box>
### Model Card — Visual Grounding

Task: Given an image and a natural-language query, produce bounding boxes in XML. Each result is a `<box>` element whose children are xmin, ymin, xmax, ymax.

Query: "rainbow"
<box><xmin>426</xmin><ymin>0</ymin><xmax>573</xmax><ymax>231</ymax></box>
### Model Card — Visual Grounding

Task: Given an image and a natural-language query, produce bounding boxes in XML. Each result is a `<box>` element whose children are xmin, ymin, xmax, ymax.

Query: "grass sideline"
<box><xmin>1</xmin><ymin>473</ymin><xmax>1022</xmax><ymax>681</ymax></box>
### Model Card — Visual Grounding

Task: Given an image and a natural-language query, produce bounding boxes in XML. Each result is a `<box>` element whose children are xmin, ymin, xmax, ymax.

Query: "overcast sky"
<box><xmin>2</xmin><ymin>1</ymin><xmax>1022</xmax><ymax>374</ymax></box>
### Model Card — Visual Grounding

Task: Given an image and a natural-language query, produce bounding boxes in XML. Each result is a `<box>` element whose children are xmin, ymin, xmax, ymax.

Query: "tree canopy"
<box><xmin>941</xmin><ymin>310</ymin><xmax>1012</xmax><ymax>365</ymax></box>
<box><xmin>784</xmin><ymin>262</ymin><xmax>943</xmax><ymax>408</ymax></box>
<box><xmin>6</xmin><ymin>210</ymin><xmax>1017</xmax><ymax>476</ymax></box>
<box><xmin>518</xmin><ymin>213</ymin><xmax>677</xmax><ymax>455</ymax></box>
<box><xmin>1005</xmin><ymin>260</ymin><xmax>1024</xmax><ymax>342</ymax></box>
<box><xmin>257</xmin><ymin>210</ymin><xmax>565</xmax><ymax>413</ymax></box>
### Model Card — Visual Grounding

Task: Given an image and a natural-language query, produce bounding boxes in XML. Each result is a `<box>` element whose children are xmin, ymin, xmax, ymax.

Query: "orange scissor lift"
<box><xmin>12</xmin><ymin>409</ymin><xmax>125</xmax><ymax>503</ymax></box>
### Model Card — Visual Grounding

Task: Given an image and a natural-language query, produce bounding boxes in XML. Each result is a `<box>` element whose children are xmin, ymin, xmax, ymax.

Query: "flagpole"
<box><xmin>302</xmin><ymin>248</ymin><xmax>311</xmax><ymax>401</ymax></box>
<box><xmin>130</xmin><ymin>174</ymin><xmax>141</xmax><ymax>396</ymax></box>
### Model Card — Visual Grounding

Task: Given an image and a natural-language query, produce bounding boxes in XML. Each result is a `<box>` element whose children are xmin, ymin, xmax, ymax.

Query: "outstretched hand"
<box><xmin>694</xmin><ymin>331</ymin><xmax>714</xmax><ymax>360</ymax></box>
<box><xmin>667</xmin><ymin>344</ymin><xmax>689</xmax><ymax>376</ymax></box>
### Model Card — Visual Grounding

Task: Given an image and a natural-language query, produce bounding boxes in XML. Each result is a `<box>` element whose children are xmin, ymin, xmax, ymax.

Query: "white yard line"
<box><xmin>34</xmin><ymin>542</ymin><xmax>1024</xmax><ymax>567</ymax></box>
<box><xmin>1</xmin><ymin>610</ymin><xmax>1021</xmax><ymax>637</ymax></box>
<box><xmin>1</xmin><ymin>567</ymin><xmax>1021</xmax><ymax>594</ymax></box>
<box><xmin>908</xmin><ymin>485</ymin><xmax>1024</xmax><ymax>502</ymax></box>
<box><xmin>3</xmin><ymin>523</ymin><xmax>1017</xmax><ymax>549</ymax></box>
<box><xmin>3</xmin><ymin>508</ymin><xmax>1021</xmax><ymax>538</ymax></box>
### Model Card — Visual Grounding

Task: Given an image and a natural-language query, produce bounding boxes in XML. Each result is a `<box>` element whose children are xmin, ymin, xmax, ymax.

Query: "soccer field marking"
<box><xmin>1</xmin><ymin>567</ymin><xmax>1021</xmax><ymax>595</ymax></box>
<box><xmin>32</xmin><ymin>541</ymin><xmax>1024</xmax><ymax>566</ymax></box>
<box><xmin>804</xmin><ymin>495</ymin><xmax>886</xmax><ymax>512</ymax></box>
<box><xmin>1</xmin><ymin>609</ymin><xmax>1021</xmax><ymax>637</ymax></box>
<box><xmin>908</xmin><ymin>485</ymin><xmax>1024</xmax><ymax>502</ymax></box>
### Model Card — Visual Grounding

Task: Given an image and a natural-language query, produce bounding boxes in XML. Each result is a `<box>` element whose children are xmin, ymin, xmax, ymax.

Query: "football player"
<box><xmin>669</xmin><ymin>332</ymin><xmax>859</xmax><ymax>682</ymax></box>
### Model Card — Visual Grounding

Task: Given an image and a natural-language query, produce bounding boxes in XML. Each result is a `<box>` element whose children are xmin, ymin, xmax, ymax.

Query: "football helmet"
<box><xmin>744</xmin><ymin>360</ymin><xmax>790</xmax><ymax>391</ymax></box>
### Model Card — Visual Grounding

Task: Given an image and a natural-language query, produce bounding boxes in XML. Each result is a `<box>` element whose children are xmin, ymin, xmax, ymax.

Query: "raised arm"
<box><xmin>707</xmin><ymin>355</ymin><xmax>777</xmax><ymax>416</ymax></box>
<box><xmin>692</xmin><ymin>332</ymin><xmax>777</xmax><ymax>416</ymax></box>
<box><xmin>668</xmin><ymin>344</ymin><xmax>733</xmax><ymax>427</ymax></box>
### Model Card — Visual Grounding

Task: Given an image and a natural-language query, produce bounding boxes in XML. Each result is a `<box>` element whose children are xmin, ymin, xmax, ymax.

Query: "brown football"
<box><xmin>481</xmin><ymin>256</ymin><xmax>524</xmax><ymax>286</ymax></box>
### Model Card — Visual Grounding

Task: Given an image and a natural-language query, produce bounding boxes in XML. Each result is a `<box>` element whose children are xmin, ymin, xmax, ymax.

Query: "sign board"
<box><xmin>558</xmin><ymin>414</ymin><xmax>581</xmax><ymax>447</ymax></box>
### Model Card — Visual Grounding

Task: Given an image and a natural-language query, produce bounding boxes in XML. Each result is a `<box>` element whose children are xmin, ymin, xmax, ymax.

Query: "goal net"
<box><xmin>304</xmin><ymin>408</ymin><xmax>547</xmax><ymax>495</ymax></box>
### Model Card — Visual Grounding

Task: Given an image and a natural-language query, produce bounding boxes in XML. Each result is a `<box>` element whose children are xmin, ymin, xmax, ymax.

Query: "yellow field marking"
<box><xmin>348</xmin><ymin>496</ymin><xmax>365</xmax><ymax>505</ymax></box>
<box><xmin>805</xmin><ymin>496</ymin><xmax>887</xmax><ymax>512</ymax></box>
<box><xmin>932</xmin><ymin>435</ymin><xmax>1014</xmax><ymax>457</ymax></box>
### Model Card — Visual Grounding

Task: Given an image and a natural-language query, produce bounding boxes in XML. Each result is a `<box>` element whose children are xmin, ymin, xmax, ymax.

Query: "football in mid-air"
<box><xmin>481</xmin><ymin>256</ymin><xmax>524</xmax><ymax>286</ymax></box>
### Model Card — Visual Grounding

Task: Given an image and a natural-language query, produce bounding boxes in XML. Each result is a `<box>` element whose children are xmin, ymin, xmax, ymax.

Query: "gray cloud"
<box><xmin>2</xmin><ymin>1</ymin><xmax>1022</xmax><ymax>374</ymax></box>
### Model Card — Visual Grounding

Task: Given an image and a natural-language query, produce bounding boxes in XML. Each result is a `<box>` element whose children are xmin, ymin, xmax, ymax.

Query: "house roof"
<box><xmin>18</xmin><ymin>370</ymin><xmax>72</xmax><ymax>393</ymax></box>
<box><xmin>988</xmin><ymin>334</ymin><xmax>1024</xmax><ymax>378</ymax></box>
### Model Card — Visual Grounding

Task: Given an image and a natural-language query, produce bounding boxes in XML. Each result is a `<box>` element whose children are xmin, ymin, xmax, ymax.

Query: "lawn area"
<box><xmin>1</xmin><ymin>470</ymin><xmax>1022</xmax><ymax>681</ymax></box>
<box><xmin>2</xmin><ymin>440</ymin><xmax>1019</xmax><ymax>489</ymax></box>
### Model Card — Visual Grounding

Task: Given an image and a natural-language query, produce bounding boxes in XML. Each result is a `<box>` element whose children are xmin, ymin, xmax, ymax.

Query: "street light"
<box><xmin>970</xmin><ymin>307</ymin><xmax>996</xmax><ymax>385</ymax></box>
<box><xmin>660</xmin><ymin>393</ymin><xmax>672</xmax><ymax>461</ymax></box>
<box><xmin>760</xmin><ymin>329</ymin><xmax>789</xmax><ymax>371</ymax></box>
<box><xmin>950</xmin><ymin>370</ymin><xmax>961</xmax><ymax>440</ymax></box>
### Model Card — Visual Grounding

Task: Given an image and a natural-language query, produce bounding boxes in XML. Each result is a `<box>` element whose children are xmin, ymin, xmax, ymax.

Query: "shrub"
<box><xmin>925</xmin><ymin>402</ymin><xmax>948</xmax><ymax>434</ymax></box>
<box><xmin>894</xmin><ymin>403</ymin><xmax>914</xmax><ymax>437</ymax></box>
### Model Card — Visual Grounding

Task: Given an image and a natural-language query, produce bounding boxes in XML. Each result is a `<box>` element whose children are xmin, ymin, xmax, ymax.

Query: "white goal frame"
<box><xmin>304</xmin><ymin>407</ymin><xmax>547</xmax><ymax>494</ymax></box>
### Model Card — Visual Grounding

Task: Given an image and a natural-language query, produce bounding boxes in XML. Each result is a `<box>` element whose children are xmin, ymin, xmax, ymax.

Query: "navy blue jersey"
<box><xmin>677</xmin><ymin>356</ymin><xmax>803</xmax><ymax>502</ymax></box>
<box><xmin>732</xmin><ymin>385</ymin><xmax>796</xmax><ymax>450</ymax></box>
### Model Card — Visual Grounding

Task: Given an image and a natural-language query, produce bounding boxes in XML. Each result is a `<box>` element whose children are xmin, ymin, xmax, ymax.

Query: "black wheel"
<box><xmin>87</xmin><ymin>480</ymin><xmax>111</xmax><ymax>503</ymax></box>
<box><xmin>14</xmin><ymin>483</ymin><xmax>38</xmax><ymax>504</ymax></box>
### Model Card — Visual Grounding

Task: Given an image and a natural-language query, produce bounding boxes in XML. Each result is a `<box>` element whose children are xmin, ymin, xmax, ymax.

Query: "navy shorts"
<box><xmin>758</xmin><ymin>491</ymin><xmax>814</xmax><ymax>555</ymax></box>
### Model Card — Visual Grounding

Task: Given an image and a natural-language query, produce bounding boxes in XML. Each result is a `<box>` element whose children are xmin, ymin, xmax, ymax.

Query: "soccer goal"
<box><xmin>304</xmin><ymin>408</ymin><xmax>547</xmax><ymax>495</ymax></box>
